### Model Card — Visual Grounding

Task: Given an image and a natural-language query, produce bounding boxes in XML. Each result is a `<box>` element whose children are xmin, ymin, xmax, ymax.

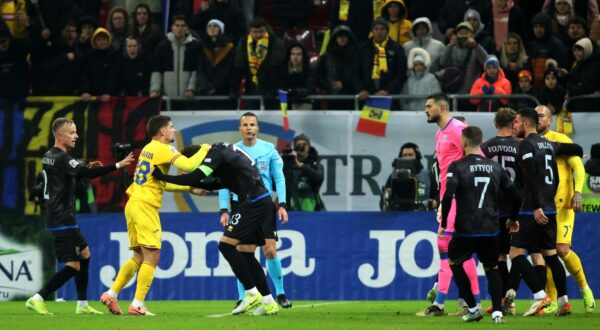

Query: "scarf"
<box><xmin>338</xmin><ymin>1</ymin><xmax>385</xmax><ymax>21</ymax></box>
<box><xmin>372</xmin><ymin>37</ymin><xmax>389</xmax><ymax>80</ymax></box>
<box><xmin>493</xmin><ymin>0</ymin><xmax>513</xmax><ymax>51</ymax></box>
<box><xmin>203</xmin><ymin>42</ymin><xmax>233</xmax><ymax>68</ymax></box>
<box><xmin>247</xmin><ymin>33</ymin><xmax>269</xmax><ymax>86</ymax></box>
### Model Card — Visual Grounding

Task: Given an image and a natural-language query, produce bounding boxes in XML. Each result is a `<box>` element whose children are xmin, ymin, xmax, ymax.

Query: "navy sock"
<box><xmin>545</xmin><ymin>255</ymin><xmax>568</xmax><ymax>297</ymax></box>
<box><xmin>38</xmin><ymin>266</ymin><xmax>78</xmax><ymax>299</ymax></box>
<box><xmin>243</xmin><ymin>252</ymin><xmax>271</xmax><ymax>296</ymax></box>
<box><xmin>218</xmin><ymin>242</ymin><xmax>254</xmax><ymax>290</ymax></box>
<box><xmin>75</xmin><ymin>258</ymin><xmax>89</xmax><ymax>300</ymax></box>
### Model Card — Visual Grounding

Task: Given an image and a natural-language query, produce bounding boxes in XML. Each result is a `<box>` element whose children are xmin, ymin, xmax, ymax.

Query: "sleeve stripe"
<box><xmin>170</xmin><ymin>154</ymin><xmax>181</xmax><ymax>165</ymax></box>
<box><xmin>522</xmin><ymin>153</ymin><xmax>533</xmax><ymax>160</ymax></box>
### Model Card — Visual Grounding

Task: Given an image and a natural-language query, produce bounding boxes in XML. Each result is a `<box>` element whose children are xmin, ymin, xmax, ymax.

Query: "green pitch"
<box><xmin>2</xmin><ymin>300</ymin><xmax>596</xmax><ymax>330</ymax></box>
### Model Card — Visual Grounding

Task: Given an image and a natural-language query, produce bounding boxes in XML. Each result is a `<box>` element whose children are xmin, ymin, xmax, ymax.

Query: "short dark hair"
<box><xmin>517</xmin><ymin>107</ymin><xmax>538</xmax><ymax>127</ymax></box>
<box><xmin>240</xmin><ymin>112</ymin><xmax>259</xmax><ymax>125</ymax></box>
<box><xmin>181</xmin><ymin>144</ymin><xmax>200</xmax><ymax>158</ymax></box>
<box><xmin>495</xmin><ymin>108</ymin><xmax>516</xmax><ymax>128</ymax></box>
<box><xmin>462</xmin><ymin>126</ymin><xmax>483</xmax><ymax>147</ymax></box>
<box><xmin>249</xmin><ymin>17</ymin><xmax>268</xmax><ymax>29</ymax></box>
<box><xmin>427</xmin><ymin>92</ymin><xmax>451</xmax><ymax>110</ymax></box>
<box><xmin>52</xmin><ymin>117</ymin><xmax>74</xmax><ymax>135</ymax></box>
<box><xmin>171</xmin><ymin>15</ymin><xmax>187</xmax><ymax>26</ymax></box>
<box><xmin>568</xmin><ymin>16</ymin><xmax>588</xmax><ymax>32</ymax></box>
<box><xmin>147</xmin><ymin>115</ymin><xmax>171</xmax><ymax>137</ymax></box>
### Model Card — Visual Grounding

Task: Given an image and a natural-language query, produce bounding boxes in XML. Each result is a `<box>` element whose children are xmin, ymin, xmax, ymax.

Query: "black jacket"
<box><xmin>190</xmin><ymin>1</ymin><xmax>246</xmax><ymax>45</ymax></box>
<box><xmin>119</xmin><ymin>55</ymin><xmax>151</xmax><ymax>96</ymax></box>
<box><xmin>284</xmin><ymin>146</ymin><xmax>325</xmax><ymax>211</ymax></box>
<box><xmin>318</xmin><ymin>25</ymin><xmax>358</xmax><ymax>94</ymax></box>
<box><xmin>80</xmin><ymin>48</ymin><xmax>120</xmax><ymax>95</ymax></box>
<box><xmin>36</xmin><ymin>39</ymin><xmax>82</xmax><ymax>96</ymax></box>
<box><xmin>354</xmin><ymin>37</ymin><xmax>407</xmax><ymax>94</ymax></box>
<box><xmin>280</xmin><ymin>42</ymin><xmax>316</xmax><ymax>100</ymax></box>
<box><xmin>0</xmin><ymin>38</ymin><xmax>30</xmax><ymax>101</ymax></box>
<box><xmin>197</xmin><ymin>36</ymin><xmax>235</xmax><ymax>95</ymax></box>
<box><xmin>330</xmin><ymin>0</ymin><xmax>373</xmax><ymax>44</ymax></box>
<box><xmin>567</xmin><ymin>56</ymin><xmax>600</xmax><ymax>112</ymax></box>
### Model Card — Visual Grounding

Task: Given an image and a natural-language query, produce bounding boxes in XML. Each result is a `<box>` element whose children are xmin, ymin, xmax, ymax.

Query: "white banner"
<box><xmin>162</xmin><ymin>111</ymin><xmax>599</xmax><ymax>211</ymax></box>
<box><xmin>0</xmin><ymin>234</ymin><xmax>43</xmax><ymax>301</ymax></box>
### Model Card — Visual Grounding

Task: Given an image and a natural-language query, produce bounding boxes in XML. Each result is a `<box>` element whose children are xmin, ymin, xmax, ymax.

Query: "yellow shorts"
<box><xmin>556</xmin><ymin>207</ymin><xmax>575</xmax><ymax>245</ymax></box>
<box><xmin>124</xmin><ymin>199</ymin><xmax>162</xmax><ymax>250</ymax></box>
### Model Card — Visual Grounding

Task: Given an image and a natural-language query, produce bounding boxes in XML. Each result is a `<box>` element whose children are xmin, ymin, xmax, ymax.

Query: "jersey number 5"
<box><xmin>544</xmin><ymin>155</ymin><xmax>554</xmax><ymax>185</ymax></box>
<box><xmin>135</xmin><ymin>160</ymin><xmax>151</xmax><ymax>184</ymax></box>
<box><xmin>474</xmin><ymin>177</ymin><xmax>490</xmax><ymax>209</ymax></box>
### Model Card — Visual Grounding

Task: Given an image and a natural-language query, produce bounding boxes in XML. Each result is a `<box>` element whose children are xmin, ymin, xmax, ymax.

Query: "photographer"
<box><xmin>282</xmin><ymin>134</ymin><xmax>325</xmax><ymax>211</ymax></box>
<box><xmin>380</xmin><ymin>142</ymin><xmax>436</xmax><ymax>211</ymax></box>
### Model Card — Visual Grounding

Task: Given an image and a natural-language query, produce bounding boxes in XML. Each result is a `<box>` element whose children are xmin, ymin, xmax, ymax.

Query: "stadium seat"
<box><xmin>283</xmin><ymin>28</ymin><xmax>318</xmax><ymax>63</ymax></box>
<box><xmin>308</xmin><ymin>0</ymin><xmax>332</xmax><ymax>30</ymax></box>
<box><xmin>259</xmin><ymin>0</ymin><xmax>282</xmax><ymax>32</ymax></box>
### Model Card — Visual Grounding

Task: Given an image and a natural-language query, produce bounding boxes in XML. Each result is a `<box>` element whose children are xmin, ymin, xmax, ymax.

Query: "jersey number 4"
<box><xmin>474</xmin><ymin>177</ymin><xmax>490</xmax><ymax>209</ymax></box>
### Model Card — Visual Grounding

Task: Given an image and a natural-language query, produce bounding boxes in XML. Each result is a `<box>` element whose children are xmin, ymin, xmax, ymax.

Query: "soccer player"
<box><xmin>506</xmin><ymin>108</ymin><xmax>570</xmax><ymax>316</ymax></box>
<box><xmin>153</xmin><ymin>142</ymin><xmax>281</xmax><ymax>316</ymax></box>
<box><xmin>480</xmin><ymin>108</ymin><xmax>520</xmax><ymax>315</ymax></box>
<box><xmin>417</xmin><ymin>93</ymin><xmax>481</xmax><ymax>317</ymax></box>
<box><xmin>218</xmin><ymin>112</ymin><xmax>291</xmax><ymax>308</ymax></box>
<box><xmin>100</xmin><ymin>115</ymin><xmax>211</xmax><ymax>316</ymax></box>
<box><xmin>535</xmin><ymin>105</ymin><xmax>595</xmax><ymax>314</ymax></box>
<box><xmin>442</xmin><ymin>126</ymin><xmax>521</xmax><ymax>324</ymax></box>
<box><xmin>26</xmin><ymin>118</ymin><xmax>135</xmax><ymax>315</ymax></box>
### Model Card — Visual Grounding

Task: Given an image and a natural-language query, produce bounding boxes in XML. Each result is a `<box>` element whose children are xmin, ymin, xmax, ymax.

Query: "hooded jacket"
<box><xmin>470</xmin><ymin>67</ymin><xmax>512</xmax><ymax>112</ymax></box>
<box><xmin>403</xmin><ymin>17</ymin><xmax>445</xmax><ymax>72</ymax></box>
<box><xmin>566</xmin><ymin>37</ymin><xmax>600</xmax><ymax>111</ymax></box>
<box><xmin>529</xmin><ymin>13</ymin><xmax>568</xmax><ymax>90</ymax></box>
<box><xmin>80</xmin><ymin>28</ymin><xmax>120</xmax><ymax>95</ymax></box>
<box><xmin>464</xmin><ymin>8</ymin><xmax>497</xmax><ymax>55</ymax></box>
<box><xmin>401</xmin><ymin>47</ymin><xmax>441</xmax><ymax>110</ymax></box>
<box><xmin>197</xmin><ymin>34</ymin><xmax>235</xmax><ymax>95</ymax></box>
<box><xmin>318</xmin><ymin>25</ymin><xmax>358</xmax><ymax>94</ymax></box>
<box><xmin>281</xmin><ymin>42</ymin><xmax>316</xmax><ymax>100</ymax></box>
<box><xmin>284</xmin><ymin>145</ymin><xmax>325</xmax><ymax>211</ymax></box>
<box><xmin>440</xmin><ymin>37</ymin><xmax>488</xmax><ymax>94</ymax></box>
<box><xmin>150</xmin><ymin>32</ymin><xmax>201</xmax><ymax>97</ymax></box>
<box><xmin>380</xmin><ymin>0</ymin><xmax>412</xmax><ymax>45</ymax></box>
<box><xmin>354</xmin><ymin>34</ymin><xmax>407</xmax><ymax>94</ymax></box>
<box><xmin>190</xmin><ymin>0</ymin><xmax>247</xmax><ymax>45</ymax></box>
<box><xmin>439</xmin><ymin>0</ymin><xmax>492</xmax><ymax>37</ymax></box>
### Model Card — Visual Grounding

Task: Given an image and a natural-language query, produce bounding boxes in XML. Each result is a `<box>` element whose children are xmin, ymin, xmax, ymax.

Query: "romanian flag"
<box><xmin>279</xmin><ymin>90</ymin><xmax>290</xmax><ymax>131</ymax></box>
<box><xmin>356</xmin><ymin>96</ymin><xmax>392</xmax><ymax>137</ymax></box>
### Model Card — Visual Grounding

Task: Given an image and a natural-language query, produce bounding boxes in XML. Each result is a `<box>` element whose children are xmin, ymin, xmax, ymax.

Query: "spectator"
<box><xmin>355</xmin><ymin>18</ymin><xmax>407</xmax><ymax>104</ymax></box>
<box><xmin>543</xmin><ymin>0</ymin><xmax>598</xmax><ymax>28</ymax></box>
<box><xmin>330</xmin><ymin>0</ymin><xmax>374</xmax><ymax>44</ymax></box>
<box><xmin>440</xmin><ymin>21</ymin><xmax>487</xmax><ymax>108</ymax></box>
<box><xmin>550</xmin><ymin>0</ymin><xmax>576</xmax><ymax>41</ymax></box>
<box><xmin>190</xmin><ymin>0</ymin><xmax>246</xmax><ymax>45</ymax></box>
<box><xmin>538</xmin><ymin>64</ymin><xmax>566</xmax><ymax>113</ymax></box>
<box><xmin>317</xmin><ymin>24</ymin><xmax>358</xmax><ymax>110</ymax></box>
<box><xmin>231</xmin><ymin>17</ymin><xmax>285</xmax><ymax>110</ymax></box>
<box><xmin>130</xmin><ymin>3</ymin><xmax>165</xmax><ymax>58</ymax></box>
<box><xmin>490</xmin><ymin>0</ymin><xmax>529</xmax><ymax>50</ymax></box>
<box><xmin>512</xmin><ymin>69</ymin><xmax>539</xmax><ymax>109</ymax></box>
<box><xmin>562</xmin><ymin>16</ymin><xmax>588</xmax><ymax>65</ymax></box>
<box><xmin>438</xmin><ymin>0</ymin><xmax>492</xmax><ymax>43</ymax></box>
<box><xmin>582</xmin><ymin>143</ymin><xmax>600</xmax><ymax>212</ymax></box>
<box><xmin>379</xmin><ymin>0</ymin><xmax>412</xmax><ymax>45</ymax></box>
<box><xmin>1</xmin><ymin>0</ymin><xmax>28</xmax><ymax>39</ymax></box>
<box><xmin>75</xmin><ymin>15</ymin><xmax>97</xmax><ymax>55</ymax></box>
<box><xmin>107</xmin><ymin>6</ymin><xmax>128</xmax><ymax>54</ymax></box>
<box><xmin>36</xmin><ymin>20</ymin><xmax>82</xmax><ymax>96</ymax></box>
<box><xmin>150</xmin><ymin>15</ymin><xmax>200</xmax><ymax>98</ymax></box>
<box><xmin>564</xmin><ymin>37</ymin><xmax>600</xmax><ymax>112</ymax></box>
<box><xmin>283</xmin><ymin>134</ymin><xmax>325</xmax><ymax>211</ymax></box>
<box><xmin>499</xmin><ymin>32</ymin><xmax>529</xmax><ymax>91</ymax></box>
<box><xmin>380</xmin><ymin>142</ymin><xmax>435</xmax><ymax>211</ymax></box>
<box><xmin>464</xmin><ymin>8</ymin><xmax>497</xmax><ymax>55</ymax></box>
<box><xmin>197</xmin><ymin>19</ymin><xmax>235</xmax><ymax>98</ymax></box>
<box><xmin>80</xmin><ymin>27</ymin><xmax>119</xmax><ymax>102</ymax></box>
<box><xmin>26</xmin><ymin>0</ymin><xmax>81</xmax><ymax>42</ymax></box>
<box><xmin>401</xmin><ymin>47</ymin><xmax>441</xmax><ymax>110</ymax></box>
<box><xmin>403</xmin><ymin>17</ymin><xmax>445</xmax><ymax>73</ymax></box>
<box><xmin>529</xmin><ymin>13</ymin><xmax>568</xmax><ymax>91</ymax></box>
<box><xmin>519</xmin><ymin>0</ymin><xmax>547</xmax><ymax>23</ymax></box>
<box><xmin>470</xmin><ymin>54</ymin><xmax>512</xmax><ymax>112</ymax></box>
<box><xmin>0</xmin><ymin>27</ymin><xmax>28</xmax><ymax>101</ymax></box>
<box><xmin>273</xmin><ymin>0</ymin><xmax>313</xmax><ymax>30</ymax></box>
<box><xmin>280</xmin><ymin>42</ymin><xmax>316</xmax><ymax>110</ymax></box>
<box><xmin>119</xmin><ymin>36</ymin><xmax>150</xmax><ymax>96</ymax></box>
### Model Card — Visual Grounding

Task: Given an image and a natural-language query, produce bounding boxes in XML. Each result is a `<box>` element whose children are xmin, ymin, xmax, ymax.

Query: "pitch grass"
<box><xmin>2</xmin><ymin>300</ymin><xmax>597</xmax><ymax>330</ymax></box>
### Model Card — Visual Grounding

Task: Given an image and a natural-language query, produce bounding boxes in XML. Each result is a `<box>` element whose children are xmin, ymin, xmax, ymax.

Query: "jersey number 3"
<box><xmin>135</xmin><ymin>160</ymin><xmax>151</xmax><ymax>184</ymax></box>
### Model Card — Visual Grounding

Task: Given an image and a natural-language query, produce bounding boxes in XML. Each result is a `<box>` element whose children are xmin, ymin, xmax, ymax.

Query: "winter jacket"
<box><xmin>0</xmin><ymin>38</ymin><xmax>29</xmax><ymax>101</ymax></box>
<box><xmin>80</xmin><ymin>29</ymin><xmax>120</xmax><ymax>95</ymax></box>
<box><xmin>330</xmin><ymin>0</ymin><xmax>374</xmax><ymax>44</ymax></box>
<box><xmin>380</xmin><ymin>0</ymin><xmax>412</xmax><ymax>45</ymax></box>
<box><xmin>37</xmin><ymin>39</ymin><xmax>82</xmax><ymax>96</ymax></box>
<box><xmin>197</xmin><ymin>36</ymin><xmax>235</xmax><ymax>95</ymax></box>
<box><xmin>150</xmin><ymin>32</ymin><xmax>201</xmax><ymax>97</ymax></box>
<box><xmin>529</xmin><ymin>13</ymin><xmax>568</xmax><ymax>90</ymax></box>
<box><xmin>281</xmin><ymin>42</ymin><xmax>316</xmax><ymax>101</ymax></box>
<box><xmin>130</xmin><ymin>23</ymin><xmax>165</xmax><ymax>59</ymax></box>
<box><xmin>401</xmin><ymin>48</ymin><xmax>441</xmax><ymax>110</ymax></box>
<box><xmin>470</xmin><ymin>68</ymin><xmax>512</xmax><ymax>112</ymax></box>
<box><xmin>190</xmin><ymin>0</ymin><xmax>247</xmax><ymax>45</ymax></box>
<box><xmin>440</xmin><ymin>43</ymin><xmax>488</xmax><ymax>94</ymax></box>
<box><xmin>566</xmin><ymin>38</ymin><xmax>600</xmax><ymax>112</ymax></box>
<box><xmin>403</xmin><ymin>17</ymin><xmax>445</xmax><ymax>72</ymax></box>
<box><xmin>119</xmin><ymin>55</ymin><xmax>151</xmax><ymax>96</ymax></box>
<box><xmin>284</xmin><ymin>146</ymin><xmax>325</xmax><ymax>211</ymax></box>
<box><xmin>354</xmin><ymin>37</ymin><xmax>407</xmax><ymax>94</ymax></box>
<box><xmin>538</xmin><ymin>85</ymin><xmax>566</xmax><ymax>112</ymax></box>
<box><xmin>439</xmin><ymin>0</ymin><xmax>492</xmax><ymax>37</ymax></box>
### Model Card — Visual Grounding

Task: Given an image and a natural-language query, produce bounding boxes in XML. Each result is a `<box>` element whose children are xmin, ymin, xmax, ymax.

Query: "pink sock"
<box><xmin>463</xmin><ymin>257</ymin><xmax>480</xmax><ymax>296</ymax></box>
<box><xmin>438</xmin><ymin>258</ymin><xmax>452</xmax><ymax>295</ymax></box>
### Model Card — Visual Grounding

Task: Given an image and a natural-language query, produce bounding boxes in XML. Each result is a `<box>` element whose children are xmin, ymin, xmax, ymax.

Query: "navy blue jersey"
<box><xmin>517</xmin><ymin>134</ymin><xmax>559</xmax><ymax>212</ymax></box>
<box><xmin>481</xmin><ymin>136</ymin><xmax>522</xmax><ymax>216</ymax></box>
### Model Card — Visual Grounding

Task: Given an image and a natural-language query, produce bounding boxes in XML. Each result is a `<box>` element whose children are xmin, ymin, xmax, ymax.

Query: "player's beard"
<box><xmin>427</xmin><ymin>113</ymin><xmax>440</xmax><ymax>123</ymax></box>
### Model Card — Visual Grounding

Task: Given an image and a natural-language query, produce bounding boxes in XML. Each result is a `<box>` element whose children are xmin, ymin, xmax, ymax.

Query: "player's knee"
<box><xmin>66</xmin><ymin>261</ymin><xmax>80</xmax><ymax>272</ymax></box>
<box><xmin>262</xmin><ymin>245</ymin><xmax>276</xmax><ymax>259</ymax></box>
<box><xmin>556</xmin><ymin>244</ymin><xmax>570</xmax><ymax>257</ymax></box>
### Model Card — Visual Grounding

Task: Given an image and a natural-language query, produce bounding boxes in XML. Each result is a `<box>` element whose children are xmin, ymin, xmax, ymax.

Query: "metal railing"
<box><xmin>564</xmin><ymin>94</ymin><xmax>600</xmax><ymax>112</ymax></box>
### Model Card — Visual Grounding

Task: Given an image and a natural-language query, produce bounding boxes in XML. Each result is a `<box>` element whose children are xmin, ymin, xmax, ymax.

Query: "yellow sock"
<box><xmin>110</xmin><ymin>258</ymin><xmax>141</xmax><ymax>294</ymax></box>
<box><xmin>545</xmin><ymin>266</ymin><xmax>558</xmax><ymax>301</ymax></box>
<box><xmin>134</xmin><ymin>261</ymin><xmax>156</xmax><ymax>302</ymax></box>
<box><xmin>562</xmin><ymin>250</ymin><xmax>588</xmax><ymax>290</ymax></box>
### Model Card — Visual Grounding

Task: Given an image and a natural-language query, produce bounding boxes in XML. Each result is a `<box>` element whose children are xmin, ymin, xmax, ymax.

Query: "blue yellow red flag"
<box><xmin>356</xmin><ymin>96</ymin><xmax>392</xmax><ymax>137</ymax></box>
<box><xmin>279</xmin><ymin>90</ymin><xmax>290</xmax><ymax>131</ymax></box>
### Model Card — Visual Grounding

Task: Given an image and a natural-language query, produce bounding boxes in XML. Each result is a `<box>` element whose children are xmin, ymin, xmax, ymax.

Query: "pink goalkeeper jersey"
<box><xmin>436</xmin><ymin>117</ymin><xmax>466</xmax><ymax>232</ymax></box>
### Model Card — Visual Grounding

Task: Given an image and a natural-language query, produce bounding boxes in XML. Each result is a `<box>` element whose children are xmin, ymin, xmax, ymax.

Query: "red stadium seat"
<box><xmin>308</xmin><ymin>0</ymin><xmax>332</xmax><ymax>30</ymax></box>
<box><xmin>283</xmin><ymin>28</ymin><xmax>318</xmax><ymax>63</ymax></box>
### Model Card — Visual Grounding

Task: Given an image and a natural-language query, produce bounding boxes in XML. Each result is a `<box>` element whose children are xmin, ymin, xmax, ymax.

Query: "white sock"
<box><xmin>263</xmin><ymin>294</ymin><xmax>274</xmax><ymax>304</ymax></box>
<box><xmin>246</xmin><ymin>287</ymin><xmax>259</xmax><ymax>296</ymax></box>
<box><xmin>433</xmin><ymin>302</ymin><xmax>444</xmax><ymax>310</ymax></box>
<box><xmin>77</xmin><ymin>300</ymin><xmax>88</xmax><ymax>307</ymax></box>
<box><xmin>458</xmin><ymin>298</ymin><xmax>467</xmax><ymax>307</ymax></box>
<box><xmin>132</xmin><ymin>299</ymin><xmax>144</xmax><ymax>308</ymax></box>
<box><xmin>468</xmin><ymin>306</ymin><xmax>479</xmax><ymax>313</ymax></box>
<box><xmin>492</xmin><ymin>311</ymin><xmax>503</xmax><ymax>319</ymax></box>
<box><xmin>581</xmin><ymin>286</ymin><xmax>590</xmax><ymax>293</ymax></box>
<box><xmin>32</xmin><ymin>293</ymin><xmax>44</xmax><ymax>301</ymax></box>
<box><xmin>432</xmin><ymin>282</ymin><xmax>438</xmax><ymax>291</ymax></box>
<box><xmin>107</xmin><ymin>290</ymin><xmax>117</xmax><ymax>298</ymax></box>
<box><xmin>558</xmin><ymin>295</ymin><xmax>569</xmax><ymax>305</ymax></box>
<box><xmin>533</xmin><ymin>290</ymin><xmax>546</xmax><ymax>300</ymax></box>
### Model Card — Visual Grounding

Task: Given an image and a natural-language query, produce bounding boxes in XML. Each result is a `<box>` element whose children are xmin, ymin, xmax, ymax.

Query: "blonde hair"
<box><xmin>499</xmin><ymin>33</ymin><xmax>528</xmax><ymax>68</ymax></box>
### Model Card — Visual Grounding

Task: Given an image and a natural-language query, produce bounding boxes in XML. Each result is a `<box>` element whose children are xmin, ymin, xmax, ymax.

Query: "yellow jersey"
<box><xmin>542</xmin><ymin>130</ymin><xmax>585</xmax><ymax>208</ymax></box>
<box><xmin>126</xmin><ymin>140</ymin><xmax>182</xmax><ymax>208</ymax></box>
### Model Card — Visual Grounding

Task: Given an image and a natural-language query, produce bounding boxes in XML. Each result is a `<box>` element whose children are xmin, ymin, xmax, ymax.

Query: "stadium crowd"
<box><xmin>2</xmin><ymin>0</ymin><xmax>600</xmax><ymax>111</ymax></box>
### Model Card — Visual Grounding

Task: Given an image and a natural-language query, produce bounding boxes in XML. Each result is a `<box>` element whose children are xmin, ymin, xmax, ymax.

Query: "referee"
<box><xmin>25</xmin><ymin>118</ymin><xmax>134</xmax><ymax>315</ymax></box>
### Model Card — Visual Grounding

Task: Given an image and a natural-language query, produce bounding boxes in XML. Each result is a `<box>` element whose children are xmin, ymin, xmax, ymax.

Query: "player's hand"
<box><xmin>437</xmin><ymin>227</ymin><xmax>445</xmax><ymax>239</ymax></box>
<box><xmin>87</xmin><ymin>160</ymin><xmax>103</xmax><ymax>168</ymax></box>
<box><xmin>436</xmin><ymin>204</ymin><xmax>442</xmax><ymax>223</ymax></box>
<box><xmin>533</xmin><ymin>208</ymin><xmax>548</xmax><ymax>225</ymax></box>
<box><xmin>118</xmin><ymin>152</ymin><xmax>135</xmax><ymax>168</ymax></box>
<box><xmin>506</xmin><ymin>219</ymin><xmax>519</xmax><ymax>233</ymax></box>
<box><xmin>278</xmin><ymin>206</ymin><xmax>288</xmax><ymax>225</ymax></box>
<box><xmin>190</xmin><ymin>187</ymin><xmax>209</xmax><ymax>196</ymax></box>
<box><xmin>571</xmin><ymin>191</ymin><xmax>583</xmax><ymax>211</ymax></box>
<box><xmin>220</xmin><ymin>212</ymin><xmax>230</xmax><ymax>227</ymax></box>
<box><xmin>152</xmin><ymin>166</ymin><xmax>165</xmax><ymax>179</ymax></box>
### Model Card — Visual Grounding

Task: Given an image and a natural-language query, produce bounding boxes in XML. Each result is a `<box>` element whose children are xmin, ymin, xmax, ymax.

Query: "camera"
<box><xmin>112</xmin><ymin>142</ymin><xmax>133</xmax><ymax>159</ymax></box>
<box><xmin>381</xmin><ymin>158</ymin><xmax>422</xmax><ymax>211</ymax></box>
<box><xmin>282</xmin><ymin>145</ymin><xmax>304</xmax><ymax>167</ymax></box>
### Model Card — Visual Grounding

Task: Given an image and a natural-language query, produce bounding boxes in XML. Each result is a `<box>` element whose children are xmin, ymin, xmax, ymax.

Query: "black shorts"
<box><xmin>51</xmin><ymin>228</ymin><xmax>88</xmax><ymax>263</ymax></box>
<box><xmin>224</xmin><ymin>197</ymin><xmax>274</xmax><ymax>246</ymax></box>
<box><xmin>449</xmin><ymin>235</ymin><xmax>499</xmax><ymax>269</ymax></box>
<box><xmin>498</xmin><ymin>216</ymin><xmax>511</xmax><ymax>255</ymax></box>
<box><xmin>232</xmin><ymin>199</ymin><xmax>278</xmax><ymax>241</ymax></box>
<box><xmin>511</xmin><ymin>214</ymin><xmax>556</xmax><ymax>251</ymax></box>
